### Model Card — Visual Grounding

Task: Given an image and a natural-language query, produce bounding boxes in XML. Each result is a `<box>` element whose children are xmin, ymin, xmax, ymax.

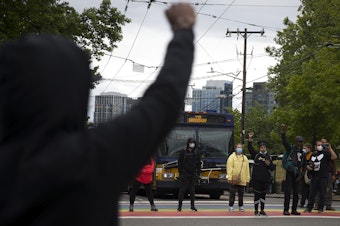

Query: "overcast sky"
<box><xmin>65</xmin><ymin>0</ymin><xmax>301</xmax><ymax>120</ymax></box>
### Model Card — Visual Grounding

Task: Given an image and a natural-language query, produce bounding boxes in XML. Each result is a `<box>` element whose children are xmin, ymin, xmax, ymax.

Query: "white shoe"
<box><xmin>229</xmin><ymin>206</ymin><xmax>234</xmax><ymax>211</ymax></box>
<box><xmin>239</xmin><ymin>206</ymin><xmax>245</xmax><ymax>212</ymax></box>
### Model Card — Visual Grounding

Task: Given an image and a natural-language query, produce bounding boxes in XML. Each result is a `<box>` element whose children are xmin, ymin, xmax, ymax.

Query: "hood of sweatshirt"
<box><xmin>0</xmin><ymin>34</ymin><xmax>91</xmax><ymax>143</ymax></box>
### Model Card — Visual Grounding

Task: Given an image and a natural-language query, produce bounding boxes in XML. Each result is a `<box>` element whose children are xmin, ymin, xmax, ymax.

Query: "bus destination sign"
<box><xmin>188</xmin><ymin>115</ymin><xmax>207</xmax><ymax>123</ymax></box>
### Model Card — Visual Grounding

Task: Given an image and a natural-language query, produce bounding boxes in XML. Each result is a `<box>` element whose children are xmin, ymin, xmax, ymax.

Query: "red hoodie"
<box><xmin>136</xmin><ymin>159</ymin><xmax>155</xmax><ymax>184</ymax></box>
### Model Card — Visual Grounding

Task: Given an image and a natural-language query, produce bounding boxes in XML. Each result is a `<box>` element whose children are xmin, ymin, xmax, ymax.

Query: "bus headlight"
<box><xmin>219</xmin><ymin>174</ymin><xmax>227</xmax><ymax>179</ymax></box>
<box><xmin>162</xmin><ymin>173</ymin><xmax>175</xmax><ymax>179</ymax></box>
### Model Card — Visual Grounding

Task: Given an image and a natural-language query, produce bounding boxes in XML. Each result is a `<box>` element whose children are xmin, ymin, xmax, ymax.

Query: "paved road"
<box><xmin>118</xmin><ymin>193</ymin><xmax>340</xmax><ymax>226</ymax></box>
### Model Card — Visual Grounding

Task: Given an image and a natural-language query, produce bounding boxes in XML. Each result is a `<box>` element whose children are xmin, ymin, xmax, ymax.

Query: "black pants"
<box><xmin>252</xmin><ymin>180</ymin><xmax>269</xmax><ymax>211</ymax></box>
<box><xmin>178</xmin><ymin>176</ymin><xmax>196</xmax><ymax>206</ymax></box>
<box><xmin>129</xmin><ymin>180</ymin><xmax>155</xmax><ymax>205</ymax></box>
<box><xmin>284</xmin><ymin>171</ymin><xmax>299</xmax><ymax>212</ymax></box>
<box><xmin>306</xmin><ymin>177</ymin><xmax>328</xmax><ymax>211</ymax></box>
<box><xmin>229</xmin><ymin>184</ymin><xmax>245</xmax><ymax>207</ymax></box>
<box><xmin>300</xmin><ymin>180</ymin><xmax>310</xmax><ymax>206</ymax></box>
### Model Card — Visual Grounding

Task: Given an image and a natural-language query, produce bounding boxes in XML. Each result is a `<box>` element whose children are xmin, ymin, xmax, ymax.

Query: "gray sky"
<box><xmin>65</xmin><ymin>0</ymin><xmax>301</xmax><ymax>120</ymax></box>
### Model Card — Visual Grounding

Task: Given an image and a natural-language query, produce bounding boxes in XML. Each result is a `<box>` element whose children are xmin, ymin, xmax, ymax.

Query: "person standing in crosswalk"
<box><xmin>248</xmin><ymin>132</ymin><xmax>275</xmax><ymax>216</ymax></box>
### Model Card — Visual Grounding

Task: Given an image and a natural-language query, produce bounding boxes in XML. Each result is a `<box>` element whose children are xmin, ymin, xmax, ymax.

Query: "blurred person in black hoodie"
<box><xmin>0</xmin><ymin>3</ymin><xmax>195</xmax><ymax>226</ymax></box>
<box><xmin>248</xmin><ymin>132</ymin><xmax>275</xmax><ymax>216</ymax></box>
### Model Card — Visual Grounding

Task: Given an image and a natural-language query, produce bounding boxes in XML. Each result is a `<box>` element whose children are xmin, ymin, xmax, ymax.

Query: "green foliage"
<box><xmin>265</xmin><ymin>0</ymin><xmax>340</xmax><ymax>147</ymax></box>
<box><xmin>229</xmin><ymin>108</ymin><xmax>241</xmax><ymax>145</ymax></box>
<box><xmin>0</xmin><ymin>0</ymin><xmax>130</xmax><ymax>87</ymax></box>
<box><xmin>244</xmin><ymin>103</ymin><xmax>283</xmax><ymax>154</ymax></box>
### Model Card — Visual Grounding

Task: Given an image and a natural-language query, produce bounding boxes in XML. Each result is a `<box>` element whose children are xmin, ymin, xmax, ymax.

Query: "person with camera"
<box><xmin>304</xmin><ymin>140</ymin><xmax>337</xmax><ymax>213</ymax></box>
<box><xmin>313</xmin><ymin>138</ymin><xmax>338</xmax><ymax>211</ymax></box>
<box><xmin>248</xmin><ymin>132</ymin><xmax>275</xmax><ymax>216</ymax></box>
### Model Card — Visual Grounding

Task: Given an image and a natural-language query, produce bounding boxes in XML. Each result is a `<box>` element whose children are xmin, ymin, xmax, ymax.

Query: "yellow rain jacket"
<box><xmin>226</xmin><ymin>152</ymin><xmax>250</xmax><ymax>186</ymax></box>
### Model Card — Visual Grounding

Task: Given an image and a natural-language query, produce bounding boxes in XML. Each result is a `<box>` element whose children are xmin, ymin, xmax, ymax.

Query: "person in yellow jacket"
<box><xmin>226</xmin><ymin>143</ymin><xmax>250</xmax><ymax>211</ymax></box>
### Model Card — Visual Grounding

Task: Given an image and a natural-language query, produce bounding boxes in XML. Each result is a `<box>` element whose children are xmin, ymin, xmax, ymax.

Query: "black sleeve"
<box><xmin>89</xmin><ymin>29</ymin><xmax>194</xmax><ymax>189</ymax></box>
<box><xmin>178</xmin><ymin>150</ymin><xmax>185</xmax><ymax>174</ymax></box>
<box><xmin>247</xmin><ymin>141</ymin><xmax>257</xmax><ymax>159</ymax></box>
<box><xmin>196</xmin><ymin>150</ymin><xmax>201</xmax><ymax>175</ymax></box>
<box><xmin>281</xmin><ymin>133</ymin><xmax>291</xmax><ymax>152</ymax></box>
<box><xmin>266</xmin><ymin>155</ymin><xmax>276</xmax><ymax>171</ymax></box>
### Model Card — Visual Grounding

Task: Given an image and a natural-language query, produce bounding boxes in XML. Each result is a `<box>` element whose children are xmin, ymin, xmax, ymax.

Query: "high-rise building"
<box><xmin>93</xmin><ymin>92</ymin><xmax>137</xmax><ymax>126</ymax></box>
<box><xmin>192</xmin><ymin>80</ymin><xmax>233</xmax><ymax>113</ymax></box>
<box><xmin>245</xmin><ymin>82</ymin><xmax>277</xmax><ymax>114</ymax></box>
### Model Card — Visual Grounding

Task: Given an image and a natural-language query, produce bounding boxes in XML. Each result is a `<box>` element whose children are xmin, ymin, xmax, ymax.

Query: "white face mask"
<box><xmin>188</xmin><ymin>143</ymin><xmax>195</xmax><ymax>149</ymax></box>
<box><xmin>302</xmin><ymin>148</ymin><xmax>307</xmax><ymax>153</ymax></box>
<box><xmin>316</xmin><ymin>145</ymin><xmax>323</xmax><ymax>152</ymax></box>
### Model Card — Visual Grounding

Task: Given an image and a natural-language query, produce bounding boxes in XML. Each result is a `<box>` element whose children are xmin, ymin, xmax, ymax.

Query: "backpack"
<box><xmin>282</xmin><ymin>146</ymin><xmax>298</xmax><ymax>175</ymax></box>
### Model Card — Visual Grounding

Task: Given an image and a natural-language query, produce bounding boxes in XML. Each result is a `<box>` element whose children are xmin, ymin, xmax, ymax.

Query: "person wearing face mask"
<box><xmin>226</xmin><ymin>143</ymin><xmax>250</xmax><ymax>212</ymax></box>
<box><xmin>248</xmin><ymin>132</ymin><xmax>275</xmax><ymax>216</ymax></box>
<box><xmin>299</xmin><ymin>143</ymin><xmax>313</xmax><ymax>208</ymax></box>
<box><xmin>280</xmin><ymin>124</ymin><xmax>306</xmax><ymax>216</ymax></box>
<box><xmin>304</xmin><ymin>140</ymin><xmax>337</xmax><ymax>213</ymax></box>
<box><xmin>177</xmin><ymin>138</ymin><xmax>201</xmax><ymax>211</ymax></box>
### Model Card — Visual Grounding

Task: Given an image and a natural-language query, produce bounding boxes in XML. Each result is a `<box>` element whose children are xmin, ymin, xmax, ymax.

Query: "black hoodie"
<box><xmin>0</xmin><ymin>29</ymin><xmax>194</xmax><ymax>225</ymax></box>
<box><xmin>178</xmin><ymin>138</ymin><xmax>201</xmax><ymax>177</ymax></box>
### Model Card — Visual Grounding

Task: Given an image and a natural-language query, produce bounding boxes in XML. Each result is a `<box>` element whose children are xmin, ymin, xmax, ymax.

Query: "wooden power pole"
<box><xmin>226</xmin><ymin>28</ymin><xmax>264</xmax><ymax>144</ymax></box>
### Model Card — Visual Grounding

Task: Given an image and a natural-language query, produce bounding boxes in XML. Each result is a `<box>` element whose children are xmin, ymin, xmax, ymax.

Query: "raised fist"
<box><xmin>281</xmin><ymin>124</ymin><xmax>286</xmax><ymax>133</ymax></box>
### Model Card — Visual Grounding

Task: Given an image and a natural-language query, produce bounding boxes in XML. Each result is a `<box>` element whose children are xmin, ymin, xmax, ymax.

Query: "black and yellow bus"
<box><xmin>154</xmin><ymin>111</ymin><xmax>234</xmax><ymax>199</ymax></box>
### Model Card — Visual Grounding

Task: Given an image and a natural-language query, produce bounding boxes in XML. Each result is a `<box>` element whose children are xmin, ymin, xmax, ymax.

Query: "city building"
<box><xmin>93</xmin><ymin>92</ymin><xmax>137</xmax><ymax>126</ymax></box>
<box><xmin>192</xmin><ymin>80</ymin><xmax>233</xmax><ymax>113</ymax></box>
<box><xmin>245</xmin><ymin>82</ymin><xmax>277</xmax><ymax>114</ymax></box>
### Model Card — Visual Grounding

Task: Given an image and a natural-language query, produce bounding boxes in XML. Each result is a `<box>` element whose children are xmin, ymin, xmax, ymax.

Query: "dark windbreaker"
<box><xmin>248</xmin><ymin>141</ymin><xmax>275</xmax><ymax>183</ymax></box>
<box><xmin>0</xmin><ymin>29</ymin><xmax>194</xmax><ymax>226</ymax></box>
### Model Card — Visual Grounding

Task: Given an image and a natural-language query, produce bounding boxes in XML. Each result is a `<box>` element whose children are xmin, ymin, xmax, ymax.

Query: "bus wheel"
<box><xmin>209</xmin><ymin>193</ymin><xmax>221</xmax><ymax>199</ymax></box>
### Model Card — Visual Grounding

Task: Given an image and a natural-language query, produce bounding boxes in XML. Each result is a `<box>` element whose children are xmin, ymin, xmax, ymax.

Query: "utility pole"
<box><xmin>226</xmin><ymin>28</ymin><xmax>264</xmax><ymax>144</ymax></box>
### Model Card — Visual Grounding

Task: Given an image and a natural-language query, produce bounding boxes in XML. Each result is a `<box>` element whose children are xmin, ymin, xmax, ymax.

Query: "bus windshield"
<box><xmin>158</xmin><ymin>126</ymin><xmax>232</xmax><ymax>158</ymax></box>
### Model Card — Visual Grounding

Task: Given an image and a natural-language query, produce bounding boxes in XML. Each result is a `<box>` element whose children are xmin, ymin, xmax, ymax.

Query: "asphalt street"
<box><xmin>118</xmin><ymin>192</ymin><xmax>340</xmax><ymax>226</ymax></box>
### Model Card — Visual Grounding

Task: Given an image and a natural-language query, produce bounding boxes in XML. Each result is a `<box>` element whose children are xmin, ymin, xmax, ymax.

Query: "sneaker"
<box><xmin>260</xmin><ymin>210</ymin><xmax>267</xmax><ymax>216</ymax></box>
<box><xmin>291</xmin><ymin>211</ymin><xmax>301</xmax><ymax>215</ymax></box>
<box><xmin>239</xmin><ymin>206</ymin><xmax>245</xmax><ymax>212</ymax></box>
<box><xmin>283</xmin><ymin>211</ymin><xmax>290</xmax><ymax>215</ymax></box>
<box><xmin>254</xmin><ymin>210</ymin><xmax>259</xmax><ymax>216</ymax></box>
<box><xmin>177</xmin><ymin>206</ymin><xmax>182</xmax><ymax>212</ymax></box>
<box><xmin>326</xmin><ymin>206</ymin><xmax>335</xmax><ymax>211</ymax></box>
<box><xmin>129</xmin><ymin>204</ymin><xmax>134</xmax><ymax>212</ymax></box>
<box><xmin>303</xmin><ymin>209</ymin><xmax>311</xmax><ymax>213</ymax></box>
<box><xmin>191</xmin><ymin>206</ymin><xmax>198</xmax><ymax>211</ymax></box>
<box><xmin>229</xmin><ymin>206</ymin><xmax>234</xmax><ymax>212</ymax></box>
<box><xmin>151</xmin><ymin>205</ymin><xmax>158</xmax><ymax>211</ymax></box>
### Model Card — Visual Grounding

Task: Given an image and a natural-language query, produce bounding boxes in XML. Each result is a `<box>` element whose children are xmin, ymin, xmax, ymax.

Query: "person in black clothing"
<box><xmin>0</xmin><ymin>4</ymin><xmax>195</xmax><ymax>226</ymax></box>
<box><xmin>248</xmin><ymin>132</ymin><xmax>275</xmax><ymax>216</ymax></box>
<box><xmin>304</xmin><ymin>141</ymin><xmax>337</xmax><ymax>213</ymax></box>
<box><xmin>177</xmin><ymin>138</ymin><xmax>201</xmax><ymax>211</ymax></box>
<box><xmin>280</xmin><ymin>124</ymin><xmax>306</xmax><ymax>216</ymax></box>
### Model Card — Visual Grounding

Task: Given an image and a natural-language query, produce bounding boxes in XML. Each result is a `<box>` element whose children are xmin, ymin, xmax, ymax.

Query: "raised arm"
<box><xmin>247</xmin><ymin>132</ymin><xmax>257</xmax><ymax>159</ymax></box>
<box><xmin>280</xmin><ymin>124</ymin><xmax>291</xmax><ymax>152</ymax></box>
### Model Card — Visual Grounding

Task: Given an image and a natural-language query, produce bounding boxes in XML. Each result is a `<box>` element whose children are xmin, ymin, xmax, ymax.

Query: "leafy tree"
<box><xmin>266</xmin><ymin>0</ymin><xmax>340</xmax><ymax>147</ymax></box>
<box><xmin>228</xmin><ymin>107</ymin><xmax>241</xmax><ymax>145</ymax></box>
<box><xmin>0</xmin><ymin>0</ymin><xmax>130</xmax><ymax>87</ymax></box>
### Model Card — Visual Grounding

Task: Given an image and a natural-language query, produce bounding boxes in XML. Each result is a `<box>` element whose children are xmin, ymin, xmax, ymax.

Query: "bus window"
<box><xmin>198</xmin><ymin>128</ymin><xmax>231</xmax><ymax>157</ymax></box>
<box><xmin>158</xmin><ymin>127</ymin><xmax>195</xmax><ymax>157</ymax></box>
